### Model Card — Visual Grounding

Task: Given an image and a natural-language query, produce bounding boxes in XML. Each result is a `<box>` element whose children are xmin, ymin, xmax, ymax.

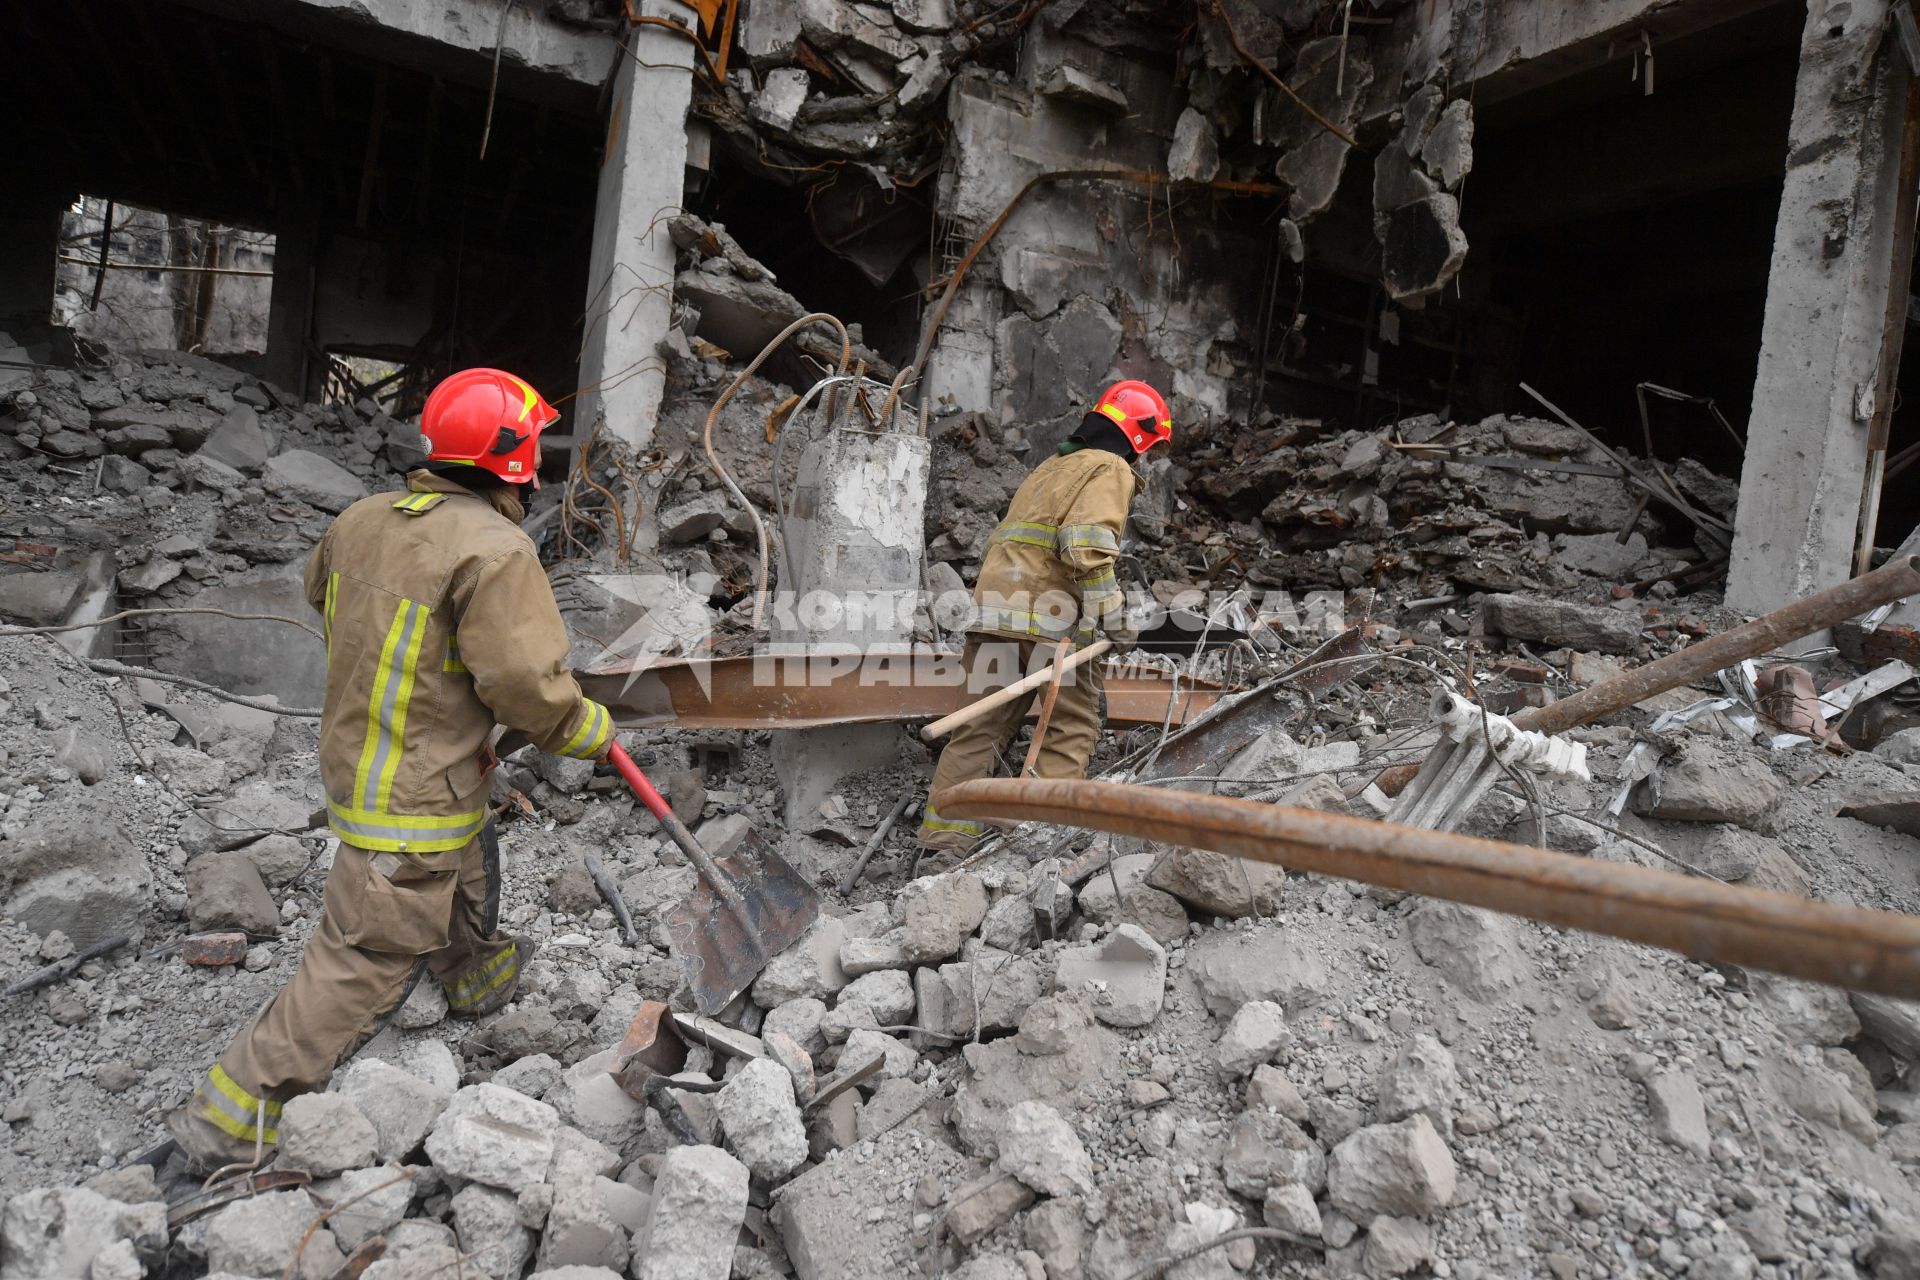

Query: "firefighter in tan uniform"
<box><xmin>918</xmin><ymin>380</ymin><xmax>1173</xmax><ymax>851</ymax></box>
<box><xmin>165</xmin><ymin>368</ymin><xmax>615</xmax><ymax>1169</ymax></box>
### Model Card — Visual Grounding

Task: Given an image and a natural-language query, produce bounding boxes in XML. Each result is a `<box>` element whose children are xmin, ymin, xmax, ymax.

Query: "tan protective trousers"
<box><xmin>918</xmin><ymin>636</ymin><xmax>1105</xmax><ymax>851</ymax></box>
<box><xmin>170</xmin><ymin>825</ymin><xmax>518</xmax><ymax>1164</ymax></box>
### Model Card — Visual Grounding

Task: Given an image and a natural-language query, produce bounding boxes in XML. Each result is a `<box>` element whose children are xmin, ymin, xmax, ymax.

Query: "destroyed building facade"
<box><xmin>8</xmin><ymin>0</ymin><xmax>1920</xmax><ymax>612</ymax></box>
<box><xmin>10</xmin><ymin>2</ymin><xmax>1920</xmax><ymax>1279</ymax></box>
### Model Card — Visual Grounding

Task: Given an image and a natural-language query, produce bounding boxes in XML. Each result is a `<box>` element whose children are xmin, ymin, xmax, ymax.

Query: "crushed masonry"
<box><xmin>10</xmin><ymin>0</ymin><xmax>1920</xmax><ymax>1276</ymax></box>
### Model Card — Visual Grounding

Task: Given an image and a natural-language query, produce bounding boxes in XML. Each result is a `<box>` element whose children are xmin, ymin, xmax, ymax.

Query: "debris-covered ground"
<box><xmin>8</xmin><ymin>318</ymin><xmax>1920</xmax><ymax>1280</ymax></box>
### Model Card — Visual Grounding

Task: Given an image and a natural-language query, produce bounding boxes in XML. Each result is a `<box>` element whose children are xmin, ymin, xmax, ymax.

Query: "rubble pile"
<box><xmin>7</xmin><ymin>328</ymin><xmax>1920</xmax><ymax>1280</ymax></box>
<box><xmin>1166</xmin><ymin>411</ymin><xmax>1740</xmax><ymax>600</ymax></box>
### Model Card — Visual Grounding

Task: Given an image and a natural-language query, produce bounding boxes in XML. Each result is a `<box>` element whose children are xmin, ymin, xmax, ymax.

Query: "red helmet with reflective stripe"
<box><xmin>1091</xmin><ymin>379</ymin><xmax>1173</xmax><ymax>454</ymax></box>
<box><xmin>420</xmin><ymin>367</ymin><xmax>558</xmax><ymax>485</ymax></box>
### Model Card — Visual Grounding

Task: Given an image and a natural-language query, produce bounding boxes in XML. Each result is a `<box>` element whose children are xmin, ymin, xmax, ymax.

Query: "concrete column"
<box><xmin>261</xmin><ymin>204</ymin><xmax>319</xmax><ymax>398</ymax></box>
<box><xmin>0</xmin><ymin>193</ymin><xmax>65</xmax><ymax>337</ymax></box>
<box><xmin>770</xmin><ymin>409</ymin><xmax>931</xmax><ymax>827</ymax></box>
<box><xmin>576</xmin><ymin>6</ymin><xmax>694</xmax><ymax>451</ymax></box>
<box><xmin>1727</xmin><ymin>1</ymin><xmax>1910</xmax><ymax>615</ymax></box>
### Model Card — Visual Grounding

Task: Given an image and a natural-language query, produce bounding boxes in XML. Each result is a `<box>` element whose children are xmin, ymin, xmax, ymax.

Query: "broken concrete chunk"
<box><xmin>1478</xmin><ymin>593</ymin><xmax>1640</xmax><ymax>655</ymax></box>
<box><xmin>1365</xmin><ymin>1215</ymin><xmax>1433</xmax><ymax>1277</ymax></box>
<box><xmin>264</xmin><ymin>449</ymin><xmax>368</xmax><ymax>513</ymax></box>
<box><xmin>944</xmin><ymin>1171</ymin><xmax>1035</xmax><ymax>1245</ymax></box>
<box><xmin>1145</xmin><ymin>842</ymin><xmax>1287</xmax><ymax>918</ymax></box>
<box><xmin>716</xmin><ymin>1058</ymin><xmax>809</xmax><ymax>1181</ymax></box>
<box><xmin>833</xmin><ymin>967</ymin><xmax>915</xmax><ymax>1032</ymax></box>
<box><xmin>1853</xmin><ymin>992</ymin><xmax>1920</xmax><ymax>1060</ymax></box>
<box><xmin>1631</xmin><ymin>746</ymin><xmax>1785</xmax><ymax>831</ymax></box>
<box><xmin>331</xmin><ymin>1057</ymin><xmax>451</xmax><ymax>1163</ymax></box>
<box><xmin>750</xmin><ymin>67</ymin><xmax>810</xmax><ymax>131</ymax></box>
<box><xmin>1325</xmin><ymin>1115</ymin><xmax>1456</xmax><ymax>1220</ymax></box>
<box><xmin>0</xmin><ymin>1188</ymin><xmax>167</xmax><ymax>1280</ymax></box>
<box><xmin>1222</xmin><ymin>1106</ymin><xmax>1326</xmax><ymax>1198</ymax></box>
<box><xmin>425</xmin><ymin>1084</ymin><xmax>563</xmax><ymax>1192</ymax></box>
<box><xmin>634</xmin><ymin>1146</ymin><xmax>748</xmax><ymax>1280</ymax></box>
<box><xmin>278</xmin><ymin>1092</ymin><xmax>378</xmax><ymax>1178</ymax></box>
<box><xmin>1076</xmin><ymin>852</ymin><xmax>1190</xmax><ymax>944</ymax></box>
<box><xmin>310</xmin><ymin>1165</ymin><xmax>415</xmax><ymax>1251</ymax></box>
<box><xmin>902</xmin><ymin>871</ymin><xmax>989</xmax><ymax>964</ymax></box>
<box><xmin>453</xmin><ymin>1184</ymin><xmax>535</xmax><ymax>1280</ymax></box>
<box><xmin>1248</xmin><ymin>1064</ymin><xmax>1309</xmax><ymax>1123</ymax></box>
<box><xmin>1168</xmin><ymin>107</ymin><xmax>1221</xmax><ymax>183</ymax></box>
<box><xmin>1405</xmin><ymin>900</ymin><xmax>1531</xmax><ymax>1001</ymax></box>
<box><xmin>205</xmin><ymin>1189</ymin><xmax>343</xmax><ymax>1280</ymax></box>
<box><xmin>1187</xmin><ymin>929</ymin><xmax>1328</xmax><ymax>1018</ymax></box>
<box><xmin>185</xmin><ymin>851</ymin><xmax>279</xmax><ymax>936</ymax></box>
<box><xmin>1644</xmin><ymin>1071</ymin><xmax>1711</xmax><ymax>1157</ymax></box>
<box><xmin>840</xmin><ymin>932</ymin><xmax>910</xmax><ymax>975</ymax></box>
<box><xmin>1263</xmin><ymin>1183</ymin><xmax>1321</xmax><ymax>1239</ymax></box>
<box><xmin>1375</xmin><ymin>1034</ymin><xmax>1459</xmax><ymax>1131</ymax></box>
<box><xmin>1420</xmin><ymin>98</ymin><xmax>1474</xmax><ymax>188</ymax></box>
<box><xmin>1216</xmin><ymin>1000</ymin><xmax>1289</xmax><ymax>1079</ymax></box>
<box><xmin>995</xmin><ymin>1100</ymin><xmax>1095</xmax><ymax>1198</ymax></box>
<box><xmin>660</xmin><ymin>494</ymin><xmax>731</xmax><ymax>544</ymax></box>
<box><xmin>198</xmin><ymin>405</ymin><xmax>271</xmax><ymax>472</ymax></box>
<box><xmin>1054</xmin><ymin>924</ymin><xmax>1166</xmax><ymax>1028</ymax></box>
<box><xmin>751</xmin><ymin>915</ymin><xmax>850</xmax><ymax>1006</ymax></box>
<box><xmin>533</xmin><ymin>1175</ymin><xmax>629</xmax><ymax>1275</ymax></box>
<box><xmin>763</xmin><ymin>997</ymin><xmax>829</xmax><ymax>1055</ymax></box>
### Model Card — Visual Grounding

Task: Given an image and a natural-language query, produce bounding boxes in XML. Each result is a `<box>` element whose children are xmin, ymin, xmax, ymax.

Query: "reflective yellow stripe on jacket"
<box><xmin>353</xmin><ymin>599</ymin><xmax>430</xmax><ymax>815</ymax></box>
<box><xmin>556</xmin><ymin>699</ymin><xmax>614</xmax><ymax>760</ymax></box>
<box><xmin>989</xmin><ymin>519</ymin><xmax>1061</xmax><ymax>550</ymax></box>
<box><xmin>323</xmin><ymin>572</ymin><xmax>339</xmax><ymax>655</ymax></box>
<box><xmin>973</xmin><ymin>604</ymin><xmax>1099</xmax><ymax>647</ymax></box>
<box><xmin>328</xmin><ymin>799</ymin><xmax>487</xmax><ymax>854</ymax></box>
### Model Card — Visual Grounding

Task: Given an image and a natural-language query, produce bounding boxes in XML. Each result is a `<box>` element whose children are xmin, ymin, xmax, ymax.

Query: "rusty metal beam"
<box><xmin>938</xmin><ymin>778</ymin><xmax>1920</xmax><ymax>998</ymax></box>
<box><xmin>580</xmin><ymin>654</ymin><xmax>1224</xmax><ymax>732</ymax></box>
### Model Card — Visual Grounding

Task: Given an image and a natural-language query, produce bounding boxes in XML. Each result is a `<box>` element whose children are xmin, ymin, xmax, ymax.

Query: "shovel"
<box><xmin>608</xmin><ymin>743</ymin><xmax>819</xmax><ymax>1015</ymax></box>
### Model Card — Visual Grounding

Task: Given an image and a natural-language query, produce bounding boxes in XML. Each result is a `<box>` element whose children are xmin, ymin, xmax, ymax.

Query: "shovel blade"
<box><xmin>665</xmin><ymin>830</ymin><xmax>820</xmax><ymax>1015</ymax></box>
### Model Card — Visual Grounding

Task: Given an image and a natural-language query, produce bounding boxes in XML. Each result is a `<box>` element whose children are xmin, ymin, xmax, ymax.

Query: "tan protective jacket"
<box><xmin>304</xmin><ymin>471</ymin><xmax>612</xmax><ymax>857</ymax></box>
<box><xmin>973</xmin><ymin>447</ymin><xmax>1136</xmax><ymax>646</ymax></box>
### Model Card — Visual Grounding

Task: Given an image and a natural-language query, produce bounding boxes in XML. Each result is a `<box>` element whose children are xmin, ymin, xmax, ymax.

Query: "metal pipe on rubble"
<box><xmin>1517</xmin><ymin>554</ymin><xmax>1920</xmax><ymax>734</ymax></box>
<box><xmin>937</xmin><ymin>777</ymin><xmax>1920</xmax><ymax>997</ymax></box>
<box><xmin>1376</xmin><ymin>555</ymin><xmax>1920</xmax><ymax>795</ymax></box>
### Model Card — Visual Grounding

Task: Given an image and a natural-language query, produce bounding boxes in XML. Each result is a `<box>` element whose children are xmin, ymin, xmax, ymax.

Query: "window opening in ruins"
<box><xmin>51</xmin><ymin>194</ymin><xmax>274</xmax><ymax>358</ymax></box>
<box><xmin>322</xmin><ymin>353</ymin><xmax>429</xmax><ymax>422</ymax></box>
<box><xmin>696</xmin><ymin>155</ymin><xmax>932</xmax><ymax>367</ymax></box>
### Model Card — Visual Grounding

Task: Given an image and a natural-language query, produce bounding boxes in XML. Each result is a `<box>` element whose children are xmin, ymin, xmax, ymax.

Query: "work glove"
<box><xmin>1103</xmin><ymin>624</ymin><xmax>1141</xmax><ymax>653</ymax></box>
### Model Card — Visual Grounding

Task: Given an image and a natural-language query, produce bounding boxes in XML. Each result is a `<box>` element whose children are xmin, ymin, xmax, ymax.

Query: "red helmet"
<box><xmin>419</xmin><ymin>368</ymin><xmax>558</xmax><ymax>485</ymax></box>
<box><xmin>1091</xmin><ymin>379</ymin><xmax>1173</xmax><ymax>454</ymax></box>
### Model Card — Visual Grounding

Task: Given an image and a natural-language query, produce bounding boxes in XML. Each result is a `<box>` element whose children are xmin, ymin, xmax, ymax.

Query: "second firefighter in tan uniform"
<box><xmin>167</xmin><ymin>368</ymin><xmax>613</xmax><ymax>1168</ymax></box>
<box><xmin>919</xmin><ymin>380</ymin><xmax>1173</xmax><ymax>850</ymax></box>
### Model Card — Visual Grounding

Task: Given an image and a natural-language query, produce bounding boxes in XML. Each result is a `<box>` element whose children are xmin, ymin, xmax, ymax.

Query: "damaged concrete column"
<box><xmin>1727</xmin><ymin>0</ymin><xmax>1911</xmax><ymax>616</ymax></box>
<box><xmin>260</xmin><ymin>202</ymin><xmax>319</xmax><ymax>398</ymax></box>
<box><xmin>575</xmin><ymin>2</ymin><xmax>694</xmax><ymax>451</ymax></box>
<box><xmin>771</xmin><ymin>403</ymin><xmax>931</xmax><ymax>827</ymax></box>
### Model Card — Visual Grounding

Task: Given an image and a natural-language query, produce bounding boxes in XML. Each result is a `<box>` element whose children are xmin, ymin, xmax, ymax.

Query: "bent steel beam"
<box><xmin>938</xmin><ymin>777</ymin><xmax>1920</xmax><ymax>997</ymax></box>
<box><xmin>579</xmin><ymin>653</ymin><xmax>1224</xmax><ymax>731</ymax></box>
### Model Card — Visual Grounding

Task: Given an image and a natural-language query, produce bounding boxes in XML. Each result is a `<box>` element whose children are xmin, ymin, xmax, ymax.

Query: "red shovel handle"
<box><xmin>609</xmin><ymin>742</ymin><xmax>674</xmax><ymax>822</ymax></box>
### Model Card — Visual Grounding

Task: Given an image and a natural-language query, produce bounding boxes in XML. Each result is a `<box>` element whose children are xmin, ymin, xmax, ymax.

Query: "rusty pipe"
<box><xmin>1378</xmin><ymin>555</ymin><xmax>1920</xmax><ymax>795</ymax></box>
<box><xmin>937</xmin><ymin>777</ymin><xmax>1920</xmax><ymax>997</ymax></box>
<box><xmin>1517</xmin><ymin>554</ymin><xmax>1920</xmax><ymax>735</ymax></box>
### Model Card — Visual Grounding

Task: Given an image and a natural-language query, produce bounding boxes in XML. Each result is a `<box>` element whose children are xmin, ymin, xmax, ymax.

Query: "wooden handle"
<box><xmin>1021</xmin><ymin>637</ymin><xmax>1074</xmax><ymax>775</ymax></box>
<box><xmin>921</xmin><ymin>639</ymin><xmax>1113</xmax><ymax>742</ymax></box>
